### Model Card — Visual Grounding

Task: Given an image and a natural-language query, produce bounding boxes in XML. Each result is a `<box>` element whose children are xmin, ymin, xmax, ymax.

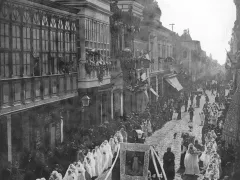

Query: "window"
<box><xmin>0</xmin><ymin>23</ymin><xmax>9</xmax><ymax>48</ymax></box>
<box><xmin>0</xmin><ymin>53</ymin><xmax>9</xmax><ymax>78</ymax></box>
<box><xmin>24</xmin><ymin>81</ymin><xmax>31</xmax><ymax>100</ymax></box>
<box><xmin>0</xmin><ymin>4</ymin><xmax>9</xmax><ymax>20</ymax></box>
<box><xmin>73</xmin><ymin>76</ymin><xmax>77</xmax><ymax>90</ymax></box>
<box><xmin>23</xmin><ymin>53</ymin><xmax>30</xmax><ymax>76</ymax></box>
<box><xmin>183</xmin><ymin>51</ymin><xmax>187</xmax><ymax>58</ymax></box>
<box><xmin>2</xmin><ymin>83</ymin><xmax>10</xmax><ymax>105</ymax></box>
<box><xmin>59</xmin><ymin>77</ymin><xmax>64</xmax><ymax>93</ymax></box>
<box><xmin>42</xmin><ymin>29</ymin><xmax>49</xmax><ymax>51</ymax></box>
<box><xmin>50</xmin><ymin>54</ymin><xmax>57</xmax><ymax>74</ymax></box>
<box><xmin>65</xmin><ymin>33</ymin><xmax>70</xmax><ymax>52</ymax></box>
<box><xmin>23</xmin><ymin>27</ymin><xmax>31</xmax><ymax>50</ymax></box>
<box><xmin>71</xmin><ymin>33</ymin><xmax>76</xmax><ymax>52</ymax></box>
<box><xmin>71</xmin><ymin>56</ymin><xmax>77</xmax><ymax>72</ymax></box>
<box><xmin>12</xmin><ymin>53</ymin><xmax>20</xmax><ymax>76</ymax></box>
<box><xmin>35</xmin><ymin>80</ymin><xmax>41</xmax><ymax>98</ymax></box>
<box><xmin>42</xmin><ymin>15</ymin><xmax>48</xmax><ymax>26</ymax></box>
<box><xmin>33</xmin><ymin>28</ymin><xmax>40</xmax><ymax>52</ymax></box>
<box><xmin>158</xmin><ymin>44</ymin><xmax>161</xmax><ymax>57</ymax></box>
<box><xmin>52</xmin><ymin>78</ymin><xmax>57</xmax><ymax>94</ymax></box>
<box><xmin>14</xmin><ymin>82</ymin><xmax>21</xmax><ymax>102</ymax></box>
<box><xmin>44</xmin><ymin>78</ymin><xmax>49</xmax><ymax>96</ymax></box>
<box><xmin>12</xmin><ymin>25</ymin><xmax>21</xmax><ymax>49</ymax></box>
<box><xmin>50</xmin><ymin>31</ymin><xmax>56</xmax><ymax>51</ymax></box>
<box><xmin>58</xmin><ymin>31</ymin><xmax>63</xmax><ymax>52</ymax></box>
<box><xmin>42</xmin><ymin>53</ymin><xmax>48</xmax><ymax>75</ymax></box>
<box><xmin>162</xmin><ymin>45</ymin><xmax>165</xmax><ymax>58</ymax></box>
<box><xmin>66</xmin><ymin>77</ymin><xmax>71</xmax><ymax>91</ymax></box>
<box><xmin>12</xmin><ymin>8</ymin><xmax>20</xmax><ymax>22</ymax></box>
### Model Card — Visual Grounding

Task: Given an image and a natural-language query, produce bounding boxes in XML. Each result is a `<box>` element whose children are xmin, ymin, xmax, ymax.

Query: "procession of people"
<box><xmin>1</xmin><ymin>78</ymin><xmax>238</xmax><ymax>180</ymax></box>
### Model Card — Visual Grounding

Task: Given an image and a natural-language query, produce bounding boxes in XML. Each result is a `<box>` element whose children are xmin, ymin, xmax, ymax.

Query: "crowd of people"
<box><xmin>2</xmin><ymin>78</ymin><xmax>239</xmax><ymax>180</ymax></box>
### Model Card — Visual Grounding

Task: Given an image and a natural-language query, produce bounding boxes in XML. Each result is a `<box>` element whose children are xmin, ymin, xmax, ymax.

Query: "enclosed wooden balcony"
<box><xmin>0</xmin><ymin>73</ymin><xmax>78</xmax><ymax>116</ymax></box>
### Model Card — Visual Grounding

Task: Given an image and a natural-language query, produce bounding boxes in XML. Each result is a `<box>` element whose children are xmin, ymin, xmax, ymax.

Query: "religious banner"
<box><xmin>120</xmin><ymin>143</ymin><xmax>150</xmax><ymax>180</ymax></box>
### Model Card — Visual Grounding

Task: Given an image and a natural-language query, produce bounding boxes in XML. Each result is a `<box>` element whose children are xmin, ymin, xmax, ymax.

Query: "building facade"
<box><xmin>0</xmin><ymin>0</ymin><xmax>113</xmax><ymax>168</ymax></box>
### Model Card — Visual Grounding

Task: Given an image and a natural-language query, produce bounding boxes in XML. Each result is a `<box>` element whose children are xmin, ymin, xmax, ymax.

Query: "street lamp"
<box><xmin>81</xmin><ymin>95</ymin><xmax>90</xmax><ymax>107</ymax></box>
<box><xmin>81</xmin><ymin>95</ymin><xmax>90</xmax><ymax>112</ymax></box>
<box><xmin>80</xmin><ymin>95</ymin><xmax>91</xmax><ymax>127</ymax></box>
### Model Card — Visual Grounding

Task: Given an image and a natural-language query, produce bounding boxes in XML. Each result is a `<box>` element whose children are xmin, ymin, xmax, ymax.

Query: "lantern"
<box><xmin>81</xmin><ymin>95</ymin><xmax>90</xmax><ymax>107</ymax></box>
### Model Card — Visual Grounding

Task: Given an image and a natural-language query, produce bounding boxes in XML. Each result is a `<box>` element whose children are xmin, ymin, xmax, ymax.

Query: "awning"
<box><xmin>165</xmin><ymin>76</ymin><xmax>183</xmax><ymax>91</ymax></box>
<box><xmin>150</xmin><ymin>87</ymin><xmax>159</xmax><ymax>97</ymax></box>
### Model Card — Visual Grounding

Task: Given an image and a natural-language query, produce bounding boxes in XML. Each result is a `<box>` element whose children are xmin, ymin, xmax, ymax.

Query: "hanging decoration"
<box><xmin>110</xmin><ymin>1</ymin><xmax>141</xmax><ymax>36</ymax></box>
<box><xmin>85</xmin><ymin>49</ymin><xmax>111</xmax><ymax>82</ymax></box>
<box><xmin>57</xmin><ymin>57</ymin><xmax>76</xmax><ymax>74</ymax></box>
<box><xmin>118</xmin><ymin>49</ymin><xmax>150</xmax><ymax>92</ymax></box>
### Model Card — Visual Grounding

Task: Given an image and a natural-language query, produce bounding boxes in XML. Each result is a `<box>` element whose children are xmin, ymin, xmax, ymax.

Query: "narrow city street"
<box><xmin>145</xmin><ymin>91</ymin><xmax>215</xmax><ymax>180</ymax></box>
<box><xmin>96</xmin><ymin>91</ymin><xmax>216</xmax><ymax>180</ymax></box>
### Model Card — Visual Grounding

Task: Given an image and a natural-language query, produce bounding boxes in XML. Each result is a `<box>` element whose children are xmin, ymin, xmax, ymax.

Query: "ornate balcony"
<box><xmin>0</xmin><ymin>73</ymin><xmax>78</xmax><ymax>115</ymax></box>
<box><xmin>78</xmin><ymin>62</ymin><xmax>111</xmax><ymax>89</ymax></box>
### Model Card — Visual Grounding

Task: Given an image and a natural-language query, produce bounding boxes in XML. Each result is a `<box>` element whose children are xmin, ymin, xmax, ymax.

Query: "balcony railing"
<box><xmin>78</xmin><ymin>62</ymin><xmax>111</xmax><ymax>89</ymax></box>
<box><xmin>0</xmin><ymin>73</ymin><xmax>78</xmax><ymax>115</ymax></box>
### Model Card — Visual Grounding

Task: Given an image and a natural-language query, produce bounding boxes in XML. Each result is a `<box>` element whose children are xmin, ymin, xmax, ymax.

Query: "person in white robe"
<box><xmin>83</xmin><ymin>156</ymin><xmax>92</xmax><ymax>178</ymax></box>
<box><xmin>104</xmin><ymin>140</ymin><xmax>113</xmax><ymax>168</ymax></box>
<box><xmin>115</xmin><ymin>131</ymin><xmax>123</xmax><ymax>143</ymax></box>
<box><xmin>50</xmin><ymin>171</ymin><xmax>62</xmax><ymax>180</ymax></box>
<box><xmin>63</xmin><ymin>165</ymin><xmax>77</xmax><ymax>180</ymax></box>
<box><xmin>75</xmin><ymin>161</ymin><xmax>86</xmax><ymax>180</ymax></box>
<box><xmin>184</xmin><ymin>143</ymin><xmax>201</xmax><ymax>175</ymax></box>
<box><xmin>109</xmin><ymin>138</ymin><xmax>115</xmax><ymax>154</ymax></box>
<box><xmin>95</xmin><ymin>146</ymin><xmax>103</xmax><ymax>176</ymax></box>
<box><xmin>100</xmin><ymin>143</ymin><xmax>109</xmax><ymax>172</ymax></box>
<box><xmin>87</xmin><ymin>152</ymin><xmax>96</xmax><ymax>177</ymax></box>
<box><xmin>120</xmin><ymin>128</ymin><xmax>128</xmax><ymax>142</ymax></box>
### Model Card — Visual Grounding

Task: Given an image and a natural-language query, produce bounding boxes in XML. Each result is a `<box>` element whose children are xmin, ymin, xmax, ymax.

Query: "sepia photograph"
<box><xmin>0</xmin><ymin>0</ymin><xmax>239</xmax><ymax>180</ymax></box>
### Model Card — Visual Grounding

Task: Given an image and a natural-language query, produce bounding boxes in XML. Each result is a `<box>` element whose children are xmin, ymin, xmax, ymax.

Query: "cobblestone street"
<box><xmin>145</xmin><ymin>91</ymin><xmax>215</xmax><ymax>179</ymax></box>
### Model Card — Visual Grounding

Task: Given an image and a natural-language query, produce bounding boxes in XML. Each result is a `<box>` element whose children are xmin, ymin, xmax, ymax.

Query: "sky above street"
<box><xmin>157</xmin><ymin>0</ymin><xmax>236</xmax><ymax>65</ymax></box>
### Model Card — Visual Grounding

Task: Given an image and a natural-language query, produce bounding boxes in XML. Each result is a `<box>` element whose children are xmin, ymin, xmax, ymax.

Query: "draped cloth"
<box><xmin>184</xmin><ymin>144</ymin><xmax>200</xmax><ymax>175</ymax></box>
<box><xmin>222</xmin><ymin>69</ymin><xmax>240</xmax><ymax>145</ymax></box>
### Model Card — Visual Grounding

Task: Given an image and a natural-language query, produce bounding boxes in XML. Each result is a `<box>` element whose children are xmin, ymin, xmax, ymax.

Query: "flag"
<box><xmin>225</xmin><ymin>49</ymin><xmax>233</xmax><ymax>64</ymax></box>
<box><xmin>225</xmin><ymin>50</ymin><xmax>233</xmax><ymax>69</ymax></box>
<box><xmin>141</xmin><ymin>72</ymin><xmax>147</xmax><ymax>81</ymax></box>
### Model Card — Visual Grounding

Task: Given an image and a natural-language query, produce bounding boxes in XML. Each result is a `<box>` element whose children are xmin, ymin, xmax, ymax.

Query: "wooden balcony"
<box><xmin>78</xmin><ymin>62</ymin><xmax>111</xmax><ymax>89</ymax></box>
<box><xmin>0</xmin><ymin>73</ymin><xmax>78</xmax><ymax>116</ymax></box>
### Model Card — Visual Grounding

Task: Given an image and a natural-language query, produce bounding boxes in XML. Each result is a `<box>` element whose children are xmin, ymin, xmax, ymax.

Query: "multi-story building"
<box><xmin>222</xmin><ymin>0</ymin><xmax>240</xmax><ymax>147</ymax></box>
<box><xmin>110</xmin><ymin>0</ymin><xmax>151</xmax><ymax>117</ymax></box>
<box><xmin>110</xmin><ymin>0</ymin><xmax>184</xmax><ymax>115</ymax></box>
<box><xmin>180</xmin><ymin>29</ymin><xmax>204</xmax><ymax>82</ymax></box>
<box><xmin>56</xmin><ymin>0</ymin><xmax>112</xmax><ymax>125</ymax></box>
<box><xmin>0</xmin><ymin>0</ymin><xmax>112</xmax><ymax>167</ymax></box>
<box><xmin>140</xmin><ymin>2</ymin><xmax>183</xmax><ymax>103</ymax></box>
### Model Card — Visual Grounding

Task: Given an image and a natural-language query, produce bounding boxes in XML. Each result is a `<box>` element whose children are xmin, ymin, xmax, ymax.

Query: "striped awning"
<box><xmin>165</xmin><ymin>76</ymin><xmax>183</xmax><ymax>91</ymax></box>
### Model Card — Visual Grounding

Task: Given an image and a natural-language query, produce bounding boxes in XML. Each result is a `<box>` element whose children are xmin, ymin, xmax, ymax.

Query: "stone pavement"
<box><xmin>145</xmin><ymin>91</ymin><xmax>215</xmax><ymax>180</ymax></box>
